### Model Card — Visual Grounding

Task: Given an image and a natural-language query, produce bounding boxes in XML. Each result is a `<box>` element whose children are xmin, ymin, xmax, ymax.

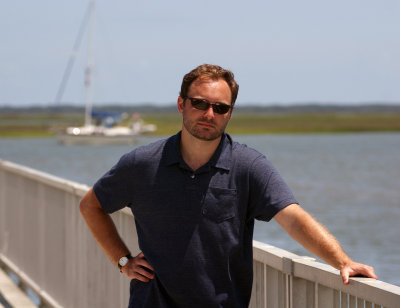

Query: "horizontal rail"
<box><xmin>0</xmin><ymin>267</ymin><xmax>37</xmax><ymax>308</ymax></box>
<box><xmin>0</xmin><ymin>256</ymin><xmax>59</xmax><ymax>308</ymax></box>
<box><xmin>251</xmin><ymin>241</ymin><xmax>400</xmax><ymax>307</ymax></box>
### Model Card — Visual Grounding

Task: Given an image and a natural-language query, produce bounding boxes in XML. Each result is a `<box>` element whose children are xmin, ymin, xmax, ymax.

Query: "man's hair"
<box><xmin>180</xmin><ymin>64</ymin><xmax>239</xmax><ymax>107</ymax></box>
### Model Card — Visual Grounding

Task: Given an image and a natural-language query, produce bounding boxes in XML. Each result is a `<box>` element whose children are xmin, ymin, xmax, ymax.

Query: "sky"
<box><xmin>1</xmin><ymin>0</ymin><xmax>399</xmax><ymax>107</ymax></box>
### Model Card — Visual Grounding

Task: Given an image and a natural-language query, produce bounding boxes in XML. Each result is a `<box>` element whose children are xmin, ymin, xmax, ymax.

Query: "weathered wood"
<box><xmin>292</xmin><ymin>277</ymin><xmax>315</xmax><ymax>308</ymax></box>
<box><xmin>0</xmin><ymin>268</ymin><xmax>36</xmax><ymax>308</ymax></box>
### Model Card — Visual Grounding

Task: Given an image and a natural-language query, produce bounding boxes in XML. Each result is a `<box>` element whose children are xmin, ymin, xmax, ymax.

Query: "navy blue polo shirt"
<box><xmin>94</xmin><ymin>132</ymin><xmax>297</xmax><ymax>308</ymax></box>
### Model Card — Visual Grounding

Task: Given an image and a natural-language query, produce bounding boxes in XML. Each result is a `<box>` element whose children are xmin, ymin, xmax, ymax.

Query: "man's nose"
<box><xmin>203</xmin><ymin>105</ymin><xmax>215</xmax><ymax>118</ymax></box>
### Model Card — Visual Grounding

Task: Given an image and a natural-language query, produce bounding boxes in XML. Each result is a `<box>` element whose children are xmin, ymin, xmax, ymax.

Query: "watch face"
<box><xmin>119</xmin><ymin>256</ymin><xmax>129</xmax><ymax>267</ymax></box>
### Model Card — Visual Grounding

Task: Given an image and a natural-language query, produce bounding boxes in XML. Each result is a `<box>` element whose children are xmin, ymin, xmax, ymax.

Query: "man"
<box><xmin>80</xmin><ymin>64</ymin><xmax>377</xmax><ymax>307</ymax></box>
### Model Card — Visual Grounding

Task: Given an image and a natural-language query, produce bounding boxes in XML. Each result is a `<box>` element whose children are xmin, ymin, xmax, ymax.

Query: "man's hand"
<box><xmin>340</xmin><ymin>261</ymin><xmax>378</xmax><ymax>285</ymax></box>
<box><xmin>121</xmin><ymin>252</ymin><xmax>155</xmax><ymax>282</ymax></box>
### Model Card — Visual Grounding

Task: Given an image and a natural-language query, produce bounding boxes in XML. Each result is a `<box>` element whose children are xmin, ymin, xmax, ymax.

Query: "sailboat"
<box><xmin>56</xmin><ymin>1</ymin><xmax>155</xmax><ymax>145</ymax></box>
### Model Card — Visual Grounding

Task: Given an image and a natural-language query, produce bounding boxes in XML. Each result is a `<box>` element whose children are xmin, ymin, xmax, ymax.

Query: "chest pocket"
<box><xmin>202</xmin><ymin>187</ymin><xmax>237</xmax><ymax>223</ymax></box>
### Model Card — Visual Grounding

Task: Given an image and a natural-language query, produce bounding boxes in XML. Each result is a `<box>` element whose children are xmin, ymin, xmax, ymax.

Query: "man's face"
<box><xmin>178</xmin><ymin>77</ymin><xmax>233</xmax><ymax>141</ymax></box>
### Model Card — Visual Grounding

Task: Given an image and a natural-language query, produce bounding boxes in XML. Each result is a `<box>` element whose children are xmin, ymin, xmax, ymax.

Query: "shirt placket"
<box><xmin>183</xmin><ymin>168</ymin><xmax>210</xmax><ymax>213</ymax></box>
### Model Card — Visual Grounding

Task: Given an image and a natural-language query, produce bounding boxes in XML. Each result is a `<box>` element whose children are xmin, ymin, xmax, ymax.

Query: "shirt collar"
<box><xmin>209</xmin><ymin>133</ymin><xmax>232</xmax><ymax>171</ymax></box>
<box><xmin>163</xmin><ymin>131</ymin><xmax>232</xmax><ymax>171</ymax></box>
<box><xmin>163</xmin><ymin>132</ymin><xmax>182</xmax><ymax>166</ymax></box>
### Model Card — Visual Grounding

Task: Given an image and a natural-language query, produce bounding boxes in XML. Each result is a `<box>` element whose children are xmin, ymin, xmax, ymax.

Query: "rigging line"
<box><xmin>54</xmin><ymin>2</ymin><xmax>92</xmax><ymax>105</ymax></box>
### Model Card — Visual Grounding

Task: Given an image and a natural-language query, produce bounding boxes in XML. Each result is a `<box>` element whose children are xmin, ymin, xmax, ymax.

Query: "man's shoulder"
<box><xmin>135</xmin><ymin>137</ymin><xmax>169</xmax><ymax>155</ymax></box>
<box><xmin>228</xmin><ymin>136</ymin><xmax>264</xmax><ymax>162</ymax></box>
<box><xmin>131</xmin><ymin>134</ymin><xmax>178</xmax><ymax>162</ymax></box>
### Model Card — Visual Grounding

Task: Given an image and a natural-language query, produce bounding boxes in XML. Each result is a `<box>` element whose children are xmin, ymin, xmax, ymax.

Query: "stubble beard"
<box><xmin>183</xmin><ymin>117</ymin><xmax>228</xmax><ymax>141</ymax></box>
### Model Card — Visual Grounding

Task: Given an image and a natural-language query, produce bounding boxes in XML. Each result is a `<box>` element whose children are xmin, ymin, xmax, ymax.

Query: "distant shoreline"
<box><xmin>1</xmin><ymin>103</ymin><xmax>400</xmax><ymax>114</ymax></box>
<box><xmin>1</xmin><ymin>104</ymin><xmax>400</xmax><ymax>137</ymax></box>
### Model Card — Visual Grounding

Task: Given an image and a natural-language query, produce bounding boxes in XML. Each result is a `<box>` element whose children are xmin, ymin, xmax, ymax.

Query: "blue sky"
<box><xmin>1</xmin><ymin>0</ymin><xmax>399</xmax><ymax>106</ymax></box>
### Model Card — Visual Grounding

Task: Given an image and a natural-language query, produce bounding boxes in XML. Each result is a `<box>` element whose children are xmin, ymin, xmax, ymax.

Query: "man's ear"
<box><xmin>228</xmin><ymin>108</ymin><xmax>234</xmax><ymax>120</ymax></box>
<box><xmin>177</xmin><ymin>96</ymin><xmax>184</xmax><ymax>114</ymax></box>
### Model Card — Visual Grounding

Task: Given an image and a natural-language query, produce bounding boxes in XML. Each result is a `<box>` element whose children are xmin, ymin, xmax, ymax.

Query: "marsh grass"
<box><xmin>227</xmin><ymin>112</ymin><xmax>400</xmax><ymax>134</ymax></box>
<box><xmin>143</xmin><ymin>112</ymin><xmax>400</xmax><ymax>135</ymax></box>
<box><xmin>1</xmin><ymin>111</ymin><xmax>400</xmax><ymax>137</ymax></box>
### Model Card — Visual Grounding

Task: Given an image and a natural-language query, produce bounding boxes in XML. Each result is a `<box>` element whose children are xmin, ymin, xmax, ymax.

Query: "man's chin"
<box><xmin>192</xmin><ymin>130</ymin><xmax>222</xmax><ymax>141</ymax></box>
<box><xmin>197</xmin><ymin>136</ymin><xmax>220</xmax><ymax>141</ymax></box>
<box><xmin>183</xmin><ymin>121</ymin><xmax>224</xmax><ymax>141</ymax></box>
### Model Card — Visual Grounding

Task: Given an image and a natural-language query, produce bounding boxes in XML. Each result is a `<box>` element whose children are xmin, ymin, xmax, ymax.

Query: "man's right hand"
<box><xmin>121</xmin><ymin>252</ymin><xmax>155</xmax><ymax>282</ymax></box>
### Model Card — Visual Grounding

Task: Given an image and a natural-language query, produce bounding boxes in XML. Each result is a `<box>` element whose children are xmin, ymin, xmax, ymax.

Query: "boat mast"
<box><xmin>84</xmin><ymin>0</ymin><xmax>95</xmax><ymax>127</ymax></box>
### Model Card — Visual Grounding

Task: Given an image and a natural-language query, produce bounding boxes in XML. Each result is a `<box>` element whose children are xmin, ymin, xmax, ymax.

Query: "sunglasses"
<box><xmin>183</xmin><ymin>97</ymin><xmax>232</xmax><ymax>115</ymax></box>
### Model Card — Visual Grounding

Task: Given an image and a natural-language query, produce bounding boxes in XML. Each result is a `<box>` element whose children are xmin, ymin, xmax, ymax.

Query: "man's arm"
<box><xmin>79</xmin><ymin>188</ymin><xmax>154</xmax><ymax>282</ymax></box>
<box><xmin>274</xmin><ymin>203</ymin><xmax>377</xmax><ymax>285</ymax></box>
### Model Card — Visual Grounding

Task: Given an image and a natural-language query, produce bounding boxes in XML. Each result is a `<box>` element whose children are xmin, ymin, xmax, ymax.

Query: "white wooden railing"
<box><xmin>1</xmin><ymin>159</ymin><xmax>399</xmax><ymax>308</ymax></box>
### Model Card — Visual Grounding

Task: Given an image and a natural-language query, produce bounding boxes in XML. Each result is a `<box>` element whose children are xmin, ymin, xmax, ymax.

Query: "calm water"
<box><xmin>0</xmin><ymin>133</ymin><xmax>399</xmax><ymax>286</ymax></box>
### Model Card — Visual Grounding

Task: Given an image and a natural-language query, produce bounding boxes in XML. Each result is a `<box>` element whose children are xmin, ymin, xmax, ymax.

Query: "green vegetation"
<box><xmin>0</xmin><ymin>112</ymin><xmax>82</xmax><ymax>137</ymax></box>
<box><xmin>1</xmin><ymin>106</ymin><xmax>400</xmax><ymax>137</ymax></box>
<box><xmin>227</xmin><ymin>112</ymin><xmax>400</xmax><ymax>134</ymax></box>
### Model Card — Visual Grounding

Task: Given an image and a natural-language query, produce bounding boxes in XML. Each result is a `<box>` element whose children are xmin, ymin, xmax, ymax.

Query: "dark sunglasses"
<box><xmin>183</xmin><ymin>97</ymin><xmax>232</xmax><ymax>115</ymax></box>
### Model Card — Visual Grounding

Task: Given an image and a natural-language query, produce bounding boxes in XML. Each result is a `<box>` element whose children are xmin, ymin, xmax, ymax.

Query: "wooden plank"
<box><xmin>318</xmin><ymin>284</ymin><xmax>341</xmax><ymax>308</ymax></box>
<box><xmin>266</xmin><ymin>267</ymin><xmax>280</xmax><ymax>308</ymax></box>
<box><xmin>349</xmin><ymin>294</ymin><xmax>356</xmax><ymax>307</ymax></box>
<box><xmin>0</xmin><ymin>268</ymin><xmax>36</xmax><ymax>308</ymax></box>
<box><xmin>292</xmin><ymin>277</ymin><xmax>315</xmax><ymax>308</ymax></box>
<box><xmin>333</xmin><ymin>290</ymin><xmax>340</xmax><ymax>308</ymax></box>
<box><xmin>365</xmin><ymin>301</ymin><xmax>373</xmax><ymax>308</ymax></box>
<box><xmin>341</xmin><ymin>292</ymin><xmax>348</xmax><ymax>307</ymax></box>
<box><xmin>0</xmin><ymin>290</ymin><xmax>12</xmax><ymax>308</ymax></box>
<box><xmin>254</xmin><ymin>261</ymin><xmax>265</xmax><ymax>308</ymax></box>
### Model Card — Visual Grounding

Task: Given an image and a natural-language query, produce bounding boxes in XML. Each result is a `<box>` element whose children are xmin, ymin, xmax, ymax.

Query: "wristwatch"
<box><xmin>118</xmin><ymin>254</ymin><xmax>133</xmax><ymax>272</ymax></box>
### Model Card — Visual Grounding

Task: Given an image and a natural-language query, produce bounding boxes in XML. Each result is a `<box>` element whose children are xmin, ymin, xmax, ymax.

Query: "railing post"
<box><xmin>264</xmin><ymin>263</ymin><xmax>268</xmax><ymax>308</ymax></box>
<box><xmin>282</xmin><ymin>257</ymin><xmax>292</xmax><ymax>308</ymax></box>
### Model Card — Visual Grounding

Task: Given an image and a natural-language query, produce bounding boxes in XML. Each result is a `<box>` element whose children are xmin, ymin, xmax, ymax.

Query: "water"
<box><xmin>1</xmin><ymin>133</ymin><xmax>399</xmax><ymax>286</ymax></box>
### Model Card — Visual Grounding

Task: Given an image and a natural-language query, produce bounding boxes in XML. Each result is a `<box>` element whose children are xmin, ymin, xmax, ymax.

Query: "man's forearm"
<box><xmin>274</xmin><ymin>204</ymin><xmax>377</xmax><ymax>284</ymax></box>
<box><xmin>275</xmin><ymin>204</ymin><xmax>352</xmax><ymax>269</ymax></box>
<box><xmin>80</xmin><ymin>188</ymin><xmax>130</xmax><ymax>267</ymax></box>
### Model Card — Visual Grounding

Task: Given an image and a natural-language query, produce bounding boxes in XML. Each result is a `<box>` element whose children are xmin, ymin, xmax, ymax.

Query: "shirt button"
<box><xmin>190</xmin><ymin>174</ymin><xmax>195</xmax><ymax>179</ymax></box>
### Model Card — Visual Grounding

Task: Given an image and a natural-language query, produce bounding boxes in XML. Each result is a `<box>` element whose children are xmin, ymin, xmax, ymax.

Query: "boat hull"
<box><xmin>57</xmin><ymin>133</ymin><xmax>138</xmax><ymax>146</ymax></box>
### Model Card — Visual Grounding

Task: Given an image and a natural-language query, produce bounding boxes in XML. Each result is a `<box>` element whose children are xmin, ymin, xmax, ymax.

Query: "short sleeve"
<box><xmin>247</xmin><ymin>155</ymin><xmax>298</xmax><ymax>221</ymax></box>
<box><xmin>93</xmin><ymin>151</ymin><xmax>136</xmax><ymax>213</ymax></box>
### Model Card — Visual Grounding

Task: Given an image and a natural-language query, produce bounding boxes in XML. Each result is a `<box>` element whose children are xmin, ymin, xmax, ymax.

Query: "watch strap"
<box><xmin>118</xmin><ymin>254</ymin><xmax>133</xmax><ymax>269</ymax></box>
